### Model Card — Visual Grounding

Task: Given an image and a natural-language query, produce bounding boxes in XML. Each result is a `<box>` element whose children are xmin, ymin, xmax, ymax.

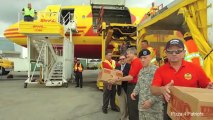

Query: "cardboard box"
<box><xmin>97</xmin><ymin>68</ymin><xmax>123</xmax><ymax>85</ymax></box>
<box><xmin>167</xmin><ymin>86</ymin><xmax>213</xmax><ymax>120</ymax></box>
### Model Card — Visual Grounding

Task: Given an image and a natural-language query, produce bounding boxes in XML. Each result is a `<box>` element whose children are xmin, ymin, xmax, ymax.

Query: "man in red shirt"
<box><xmin>102</xmin><ymin>52</ymin><xmax>119</xmax><ymax>114</ymax></box>
<box><xmin>151</xmin><ymin>39</ymin><xmax>212</xmax><ymax>120</ymax></box>
<box><xmin>110</xmin><ymin>47</ymin><xmax>143</xmax><ymax>120</ymax></box>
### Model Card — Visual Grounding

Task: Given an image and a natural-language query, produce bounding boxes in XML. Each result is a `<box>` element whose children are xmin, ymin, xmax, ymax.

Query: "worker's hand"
<box><xmin>160</xmin><ymin>80</ymin><xmax>174</xmax><ymax>102</ymax></box>
<box><xmin>206</xmin><ymin>82</ymin><xmax>213</xmax><ymax>89</ymax></box>
<box><xmin>108</xmin><ymin>77</ymin><xmax>119</xmax><ymax>84</ymax></box>
<box><xmin>130</xmin><ymin>92</ymin><xmax>136</xmax><ymax>100</ymax></box>
<box><xmin>142</xmin><ymin>100</ymin><xmax>152</xmax><ymax>109</ymax></box>
<box><xmin>115</xmin><ymin>70</ymin><xmax>122</xmax><ymax>75</ymax></box>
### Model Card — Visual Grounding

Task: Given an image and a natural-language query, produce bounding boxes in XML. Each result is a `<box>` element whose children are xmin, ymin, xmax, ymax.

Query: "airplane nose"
<box><xmin>4</xmin><ymin>28</ymin><xmax>18</xmax><ymax>37</ymax></box>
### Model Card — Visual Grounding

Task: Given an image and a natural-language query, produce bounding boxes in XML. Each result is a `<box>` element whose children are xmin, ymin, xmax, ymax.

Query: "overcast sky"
<box><xmin>0</xmin><ymin>0</ymin><xmax>174</xmax><ymax>36</ymax></box>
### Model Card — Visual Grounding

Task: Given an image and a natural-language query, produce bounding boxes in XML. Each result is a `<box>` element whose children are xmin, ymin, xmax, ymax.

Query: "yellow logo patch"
<box><xmin>184</xmin><ymin>73</ymin><xmax>192</xmax><ymax>80</ymax></box>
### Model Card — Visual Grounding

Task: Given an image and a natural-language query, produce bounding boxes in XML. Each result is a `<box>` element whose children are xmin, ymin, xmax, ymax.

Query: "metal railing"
<box><xmin>30</xmin><ymin>42</ymin><xmax>47</xmax><ymax>81</ymax></box>
<box><xmin>60</xmin><ymin>12</ymin><xmax>74</xmax><ymax>25</ymax></box>
<box><xmin>48</xmin><ymin>55</ymin><xmax>56</xmax><ymax>73</ymax></box>
<box><xmin>18</xmin><ymin>11</ymin><xmax>60</xmax><ymax>23</ymax></box>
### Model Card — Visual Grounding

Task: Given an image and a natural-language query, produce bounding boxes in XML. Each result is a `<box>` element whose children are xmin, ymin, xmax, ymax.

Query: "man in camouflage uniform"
<box><xmin>131</xmin><ymin>49</ymin><xmax>163</xmax><ymax>120</ymax></box>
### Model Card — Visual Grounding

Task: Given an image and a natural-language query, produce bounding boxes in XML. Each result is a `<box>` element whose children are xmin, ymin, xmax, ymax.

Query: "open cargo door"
<box><xmin>138</xmin><ymin>0</ymin><xmax>213</xmax><ymax>80</ymax></box>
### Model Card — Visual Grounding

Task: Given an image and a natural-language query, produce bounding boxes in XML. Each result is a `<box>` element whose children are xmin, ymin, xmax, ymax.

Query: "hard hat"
<box><xmin>183</xmin><ymin>32</ymin><xmax>192</xmax><ymax>39</ymax></box>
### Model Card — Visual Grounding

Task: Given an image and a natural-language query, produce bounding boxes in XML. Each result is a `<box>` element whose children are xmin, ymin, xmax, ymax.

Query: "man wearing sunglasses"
<box><xmin>150</xmin><ymin>39</ymin><xmax>212</xmax><ymax>120</ymax></box>
<box><xmin>109</xmin><ymin>47</ymin><xmax>143</xmax><ymax>120</ymax></box>
<box><xmin>116</xmin><ymin>55</ymin><xmax>131</xmax><ymax>120</ymax></box>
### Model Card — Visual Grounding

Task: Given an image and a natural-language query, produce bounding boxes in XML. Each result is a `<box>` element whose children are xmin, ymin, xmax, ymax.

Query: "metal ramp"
<box><xmin>18</xmin><ymin>11</ymin><xmax>76</xmax><ymax>88</ymax></box>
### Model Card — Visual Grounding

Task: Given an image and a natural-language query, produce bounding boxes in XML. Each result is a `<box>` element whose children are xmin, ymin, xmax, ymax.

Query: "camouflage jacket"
<box><xmin>133</xmin><ymin>64</ymin><xmax>163</xmax><ymax>112</ymax></box>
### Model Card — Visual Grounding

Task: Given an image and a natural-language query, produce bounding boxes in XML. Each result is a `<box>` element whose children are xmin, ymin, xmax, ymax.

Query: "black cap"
<box><xmin>165</xmin><ymin>39</ymin><xmax>184</xmax><ymax>50</ymax></box>
<box><xmin>139</xmin><ymin>49</ymin><xmax>151</xmax><ymax>57</ymax></box>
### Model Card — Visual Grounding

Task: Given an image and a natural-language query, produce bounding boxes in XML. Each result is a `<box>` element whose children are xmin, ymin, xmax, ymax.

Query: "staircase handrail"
<box><xmin>30</xmin><ymin>42</ymin><xmax>47</xmax><ymax>81</ymax></box>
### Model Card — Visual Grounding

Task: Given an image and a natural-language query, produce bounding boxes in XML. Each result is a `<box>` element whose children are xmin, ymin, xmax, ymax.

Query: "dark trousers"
<box><xmin>102</xmin><ymin>83</ymin><xmax>116</xmax><ymax>109</ymax></box>
<box><xmin>127</xmin><ymin>84</ymin><xmax>139</xmax><ymax>120</ymax></box>
<box><xmin>24</xmin><ymin>16</ymin><xmax>34</xmax><ymax>22</ymax></box>
<box><xmin>75</xmin><ymin>72</ymin><xmax>83</xmax><ymax>87</ymax></box>
<box><xmin>163</xmin><ymin>103</ymin><xmax>172</xmax><ymax>120</ymax></box>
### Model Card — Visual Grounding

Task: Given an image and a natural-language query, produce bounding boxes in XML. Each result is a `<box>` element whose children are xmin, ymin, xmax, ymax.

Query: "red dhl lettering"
<box><xmin>40</xmin><ymin>19</ymin><xmax>56</xmax><ymax>22</ymax></box>
<box><xmin>33</xmin><ymin>25</ymin><xmax>44</xmax><ymax>32</ymax></box>
<box><xmin>33</xmin><ymin>25</ymin><xmax>44</xmax><ymax>28</ymax></box>
<box><xmin>170</xmin><ymin>95</ymin><xmax>192</xmax><ymax>119</ymax></box>
<box><xmin>201</xmin><ymin>106</ymin><xmax>213</xmax><ymax>117</ymax></box>
<box><xmin>103</xmin><ymin>69</ymin><xmax>111</xmax><ymax>74</ymax></box>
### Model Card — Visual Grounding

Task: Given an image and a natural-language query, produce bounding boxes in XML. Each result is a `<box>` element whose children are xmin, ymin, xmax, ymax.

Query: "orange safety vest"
<box><xmin>102</xmin><ymin>60</ymin><xmax>116</xmax><ymax>69</ymax></box>
<box><xmin>74</xmin><ymin>63</ymin><xmax>83</xmax><ymax>72</ymax></box>
<box><xmin>184</xmin><ymin>39</ymin><xmax>203</xmax><ymax>66</ymax></box>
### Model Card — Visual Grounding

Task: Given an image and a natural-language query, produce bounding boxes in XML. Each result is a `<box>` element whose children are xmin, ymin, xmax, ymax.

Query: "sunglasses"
<box><xmin>166</xmin><ymin>50</ymin><xmax>183</xmax><ymax>54</ymax></box>
<box><xmin>119</xmin><ymin>58</ymin><xmax>125</xmax><ymax>60</ymax></box>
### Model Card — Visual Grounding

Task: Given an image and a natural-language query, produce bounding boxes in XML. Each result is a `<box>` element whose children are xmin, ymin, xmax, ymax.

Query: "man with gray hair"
<box><xmin>110</xmin><ymin>47</ymin><xmax>143</xmax><ymax>120</ymax></box>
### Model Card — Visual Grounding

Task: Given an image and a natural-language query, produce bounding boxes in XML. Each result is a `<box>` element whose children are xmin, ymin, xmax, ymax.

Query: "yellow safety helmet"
<box><xmin>184</xmin><ymin>32</ymin><xmax>192</xmax><ymax>39</ymax></box>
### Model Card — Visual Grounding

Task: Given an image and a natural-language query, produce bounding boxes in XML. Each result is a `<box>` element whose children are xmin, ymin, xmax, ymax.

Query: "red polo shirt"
<box><xmin>129</xmin><ymin>57</ymin><xmax>143</xmax><ymax>84</ymax></box>
<box><xmin>152</xmin><ymin>60</ymin><xmax>210</xmax><ymax>88</ymax></box>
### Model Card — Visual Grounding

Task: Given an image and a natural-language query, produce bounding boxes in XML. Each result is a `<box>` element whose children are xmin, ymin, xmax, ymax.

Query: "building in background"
<box><xmin>0</xmin><ymin>37</ymin><xmax>26</xmax><ymax>58</ymax></box>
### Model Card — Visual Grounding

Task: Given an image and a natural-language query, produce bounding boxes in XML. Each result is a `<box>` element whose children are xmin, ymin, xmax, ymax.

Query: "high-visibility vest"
<box><xmin>102</xmin><ymin>60</ymin><xmax>116</xmax><ymax>69</ymax></box>
<box><xmin>147</xmin><ymin>47</ymin><xmax>158</xmax><ymax>65</ymax></box>
<box><xmin>184</xmin><ymin>39</ymin><xmax>203</xmax><ymax>66</ymax></box>
<box><xmin>74</xmin><ymin>63</ymin><xmax>83</xmax><ymax>72</ymax></box>
<box><xmin>24</xmin><ymin>7</ymin><xmax>35</xmax><ymax>17</ymax></box>
<box><xmin>149</xmin><ymin>6</ymin><xmax>158</xmax><ymax>15</ymax></box>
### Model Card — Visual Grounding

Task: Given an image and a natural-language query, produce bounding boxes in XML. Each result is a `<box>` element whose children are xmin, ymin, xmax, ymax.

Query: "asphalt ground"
<box><xmin>0</xmin><ymin>70</ymin><xmax>120</xmax><ymax>120</ymax></box>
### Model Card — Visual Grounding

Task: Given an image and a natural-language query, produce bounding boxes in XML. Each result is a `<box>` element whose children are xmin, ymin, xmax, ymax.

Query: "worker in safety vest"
<box><xmin>183</xmin><ymin>32</ymin><xmax>203</xmax><ymax>66</ymax></box>
<box><xmin>22</xmin><ymin>3</ymin><xmax>36</xmax><ymax>21</ymax></box>
<box><xmin>74</xmin><ymin>59</ymin><xmax>84</xmax><ymax>88</ymax></box>
<box><xmin>147</xmin><ymin>2</ymin><xmax>158</xmax><ymax>16</ymax></box>
<box><xmin>141</xmin><ymin>40</ymin><xmax>158</xmax><ymax>65</ymax></box>
<box><xmin>102</xmin><ymin>51</ymin><xmax>120</xmax><ymax>114</ymax></box>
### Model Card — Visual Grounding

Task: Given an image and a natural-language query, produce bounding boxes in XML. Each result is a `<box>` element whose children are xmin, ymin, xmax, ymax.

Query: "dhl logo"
<box><xmin>40</xmin><ymin>19</ymin><xmax>56</xmax><ymax>22</ymax></box>
<box><xmin>33</xmin><ymin>25</ymin><xmax>44</xmax><ymax>32</ymax></box>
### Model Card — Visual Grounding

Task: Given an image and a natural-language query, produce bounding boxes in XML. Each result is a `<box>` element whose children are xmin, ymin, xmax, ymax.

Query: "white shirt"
<box><xmin>121</xmin><ymin>63</ymin><xmax>126</xmax><ymax>71</ymax></box>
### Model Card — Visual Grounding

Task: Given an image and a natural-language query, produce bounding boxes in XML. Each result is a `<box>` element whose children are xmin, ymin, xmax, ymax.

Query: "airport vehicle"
<box><xmin>0</xmin><ymin>55</ymin><xmax>14</xmax><ymax>75</ymax></box>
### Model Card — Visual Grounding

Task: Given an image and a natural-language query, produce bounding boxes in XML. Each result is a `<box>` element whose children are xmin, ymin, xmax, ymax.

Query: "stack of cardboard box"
<box><xmin>167</xmin><ymin>86</ymin><xmax>213</xmax><ymax>120</ymax></box>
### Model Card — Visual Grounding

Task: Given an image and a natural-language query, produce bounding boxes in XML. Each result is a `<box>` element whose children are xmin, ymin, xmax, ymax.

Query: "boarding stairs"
<box><xmin>18</xmin><ymin>11</ymin><xmax>76</xmax><ymax>88</ymax></box>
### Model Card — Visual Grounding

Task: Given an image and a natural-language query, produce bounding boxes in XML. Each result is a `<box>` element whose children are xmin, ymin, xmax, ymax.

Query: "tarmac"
<box><xmin>0</xmin><ymin>70</ymin><xmax>120</xmax><ymax>120</ymax></box>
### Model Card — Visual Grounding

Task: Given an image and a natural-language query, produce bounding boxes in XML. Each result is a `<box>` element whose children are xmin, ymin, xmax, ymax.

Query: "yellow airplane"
<box><xmin>3</xmin><ymin>4</ymin><xmax>148</xmax><ymax>58</ymax></box>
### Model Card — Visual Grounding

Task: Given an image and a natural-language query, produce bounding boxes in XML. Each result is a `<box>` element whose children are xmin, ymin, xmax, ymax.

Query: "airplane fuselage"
<box><xmin>4</xmin><ymin>5</ymin><xmax>147</xmax><ymax>58</ymax></box>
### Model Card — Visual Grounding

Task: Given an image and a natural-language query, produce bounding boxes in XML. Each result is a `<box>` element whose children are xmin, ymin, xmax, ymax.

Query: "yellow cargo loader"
<box><xmin>137</xmin><ymin>0</ymin><xmax>213</xmax><ymax>80</ymax></box>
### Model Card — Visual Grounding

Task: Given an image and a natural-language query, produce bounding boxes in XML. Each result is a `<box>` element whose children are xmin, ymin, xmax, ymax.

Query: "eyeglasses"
<box><xmin>166</xmin><ymin>50</ymin><xmax>183</xmax><ymax>54</ymax></box>
<box><xmin>119</xmin><ymin>58</ymin><xmax>125</xmax><ymax>60</ymax></box>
